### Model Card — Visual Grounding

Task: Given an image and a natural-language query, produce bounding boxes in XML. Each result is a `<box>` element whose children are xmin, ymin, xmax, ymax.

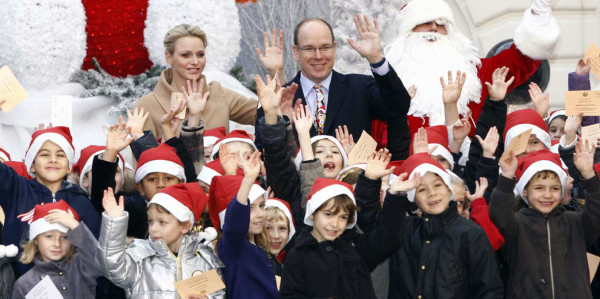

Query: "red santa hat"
<box><xmin>504</xmin><ymin>109</ymin><xmax>551</xmax><ymax>151</ymax></box>
<box><xmin>409</xmin><ymin>125</ymin><xmax>454</xmax><ymax>170</ymax></box>
<box><xmin>72</xmin><ymin>145</ymin><xmax>125</xmax><ymax>194</ymax></box>
<box><xmin>196</xmin><ymin>158</ymin><xmax>243</xmax><ymax>185</ymax></box>
<box><xmin>135</xmin><ymin>143</ymin><xmax>186</xmax><ymax>183</ymax></box>
<box><xmin>210</xmin><ymin>130</ymin><xmax>257</xmax><ymax>160</ymax></box>
<box><xmin>304</xmin><ymin>178</ymin><xmax>356</xmax><ymax>228</ymax></box>
<box><xmin>204</xmin><ymin>126</ymin><xmax>227</xmax><ymax>148</ymax></box>
<box><xmin>547</xmin><ymin>109</ymin><xmax>566</xmax><ymax>126</ymax></box>
<box><xmin>208</xmin><ymin>175</ymin><xmax>266</xmax><ymax>229</ymax></box>
<box><xmin>515</xmin><ymin>149</ymin><xmax>568</xmax><ymax>205</ymax></box>
<box><xmin>398</xmin><ymin>0</ymin><xmax>456</xmax><ymax>36</ymax></box>
<box><xmin>24</xmin><ymin>126</ymin><xmax>75</xmax><ymax>177</ymax></box>
<box><xmin>387</xmin><ymin>160</ymin><xmax>405</xmax><ymax>185</ymax></box>
<box><xmin>29</xmin><ymin>200</ymin><xmax>79</xmax><ymax>240</ymax></box>
<box><xmin>294</xmin><ymin>135</ymin><xmax>348</xmax><ymax>170</ymax></box>
<box><xmin>5</xmin><ymin>161</ymin><xmax>33</xmax><ymax>179</ymax></box>
<box><xmin>265</xmin><ymin>198</ymin><xmax>296</xmax><ymax>244</ymax></box>
<box><xmin>397</xmin><ymin>152</ymin><xmax>454</xmax><ymax>202</ymax></box>
<box><xmin>0</xmin><ymin>148</ymin><xmax>10</xmax><ymax>162</ymax></box>
<box><xmin>149</xmin><ymin>183</ymin><xmax>208</xmax><ymax>224</ymax></box>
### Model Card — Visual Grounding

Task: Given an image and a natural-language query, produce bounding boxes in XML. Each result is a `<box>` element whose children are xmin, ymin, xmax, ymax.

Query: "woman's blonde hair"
<box><xmin>164</xmin><ymin>24</ymin><xmax>208</xmax><ymax>55</ymax></box>
<box><xmin>20</xmin><ymin>237</ymin><xmax>75</xmax><ymax>264</ymax></box>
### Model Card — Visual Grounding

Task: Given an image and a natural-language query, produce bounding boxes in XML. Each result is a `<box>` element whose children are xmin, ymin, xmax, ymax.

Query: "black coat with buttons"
<box><xmin>11</xmin><ymin>224</ymin><xmax>101</xmax><ymax>299</ymax></box>
<box><xmin>388</xmin><ymin>201</ymin><xmax>504</xmax><ymax>299</ymax></box>
<box><xmin>279</xmin><ymin>190</ymin><xmax>407</xmax><ymax>299</ymax></box>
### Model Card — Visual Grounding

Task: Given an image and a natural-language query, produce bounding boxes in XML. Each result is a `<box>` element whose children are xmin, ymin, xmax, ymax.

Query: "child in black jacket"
<box><xmin>490</xmin><ymin>144</ymin><xmax>600</xmax><ymax>298</ymax></box>
<box><xmin>388</xmin><ymin>153</ymin><xmax>504</xmax><ymax>299</ymax></box>
<box><xmin>280</xmin><ymin>150</ymin><xmax>407</xmax><ymax>299</ymax></box>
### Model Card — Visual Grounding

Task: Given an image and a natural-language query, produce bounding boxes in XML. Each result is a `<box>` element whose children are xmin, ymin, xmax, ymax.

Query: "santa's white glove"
<box><xmin>531</xmin><ymin>0</ymin><xmax>552</xmax><ymax>15</ymax></box>
<box><xmin>197</xmin><ymin>227</ymin><xmax>218</xmax><ymax>246</ymax></box>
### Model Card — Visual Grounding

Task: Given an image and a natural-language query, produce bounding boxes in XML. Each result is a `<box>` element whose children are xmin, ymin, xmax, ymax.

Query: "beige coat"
<box><xmin>135</xmin><ymin>69</ymin><xmax>258</xmax><ymax>138</ymax></box>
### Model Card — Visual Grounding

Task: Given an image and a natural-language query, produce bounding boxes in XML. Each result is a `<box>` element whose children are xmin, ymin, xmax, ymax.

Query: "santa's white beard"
<box><xmin>385</xmin><ymin>31</ymin><xmax>482</xmax><ymax>125</ymax></box>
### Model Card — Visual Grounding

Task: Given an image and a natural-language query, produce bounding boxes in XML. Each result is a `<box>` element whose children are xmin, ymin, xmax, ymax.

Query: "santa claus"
<box><xmin>385</xmin><ymin>0</ymin><xmax>560</xmax><ymax>134</ymax></box>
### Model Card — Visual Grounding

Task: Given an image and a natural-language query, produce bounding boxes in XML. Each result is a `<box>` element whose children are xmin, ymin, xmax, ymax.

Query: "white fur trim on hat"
<box><xmin>429</xmin><ymin>143</ymin><xmax>454</xmax><ymax>170</ymax></box>
<box><xmin>513</xmin><ymin>8</ymin><xmax>560</xmax><ymax>60</ymax></box>
<box><xmin>406</xmin><ymin>164</ymin><xmax>454</xmax><ymax>202</ymax></box>
<box><xmin>149</xmin><ymin>193</ymin><xmax>194</xmax><ymax>223</ymax></box>
<box><xmin>197</xmin><ymin>166</ymin><xmax>221</xmax><ymax>184</ymax></box>
<box><xmin>265</xmin><ymin>200</ymin><xmax>296</xmax><ymax>244</ymax></box>
<box><xmin>25</xmin><ymin>132</ymin><xmax>75</xmax><ymax>177</ymax></box>
<box><xmin>217</xmin><ymin>184</ymin><xmax>266</xmax><ymax>229</ymax></box>
<box><xmin>398</xmin><ymin>0</ymin><xmax>456</xmax><ymax>37</ymax></box>
<box><xmin>304</xmin><ymin>184</ymin><xmax>357</xmax><ymax>228</ymax></box>
<box><xmin>203</xmin><ymin>136</ymin><xmax>219</xmax><ymax>148</ymax></box>
<box><xmin>29</xmin><ymin>218</ymin><xmax>69</xmax><ymax>241</ymax></box>
<box><xmin>548</xmin><ymin>110</ymin><xmax>566</xmax><ymax>126</ymax></box>
<box><xmin>210</xmin><ymin>137</ymin><xmax>258</xmax><ymax>160</ymax></box>
<box><xmin>135</xmin><ymin>160</ymin><xmax>186</xmax><ymax>183</ymax></box>
<box><xmin>249</xmin><ymin>184</ymin><xmax>267</xmax><ymax>203</ymax></box>
<box><xmin>515</xmin><ymin>160</ymin><xmax>568</xmax><ymax>205</ymax></box>
<box><xmin>504</xmin><ymin>124</ymin><xmax>551</xmax><ymax>151</ymax></box>
<box><xmin>295</xmin><ymin>135</ymin><xmax>348</xmax><ymax>170</ymax></box>
<box><xmin>78</xmin><ymin>150</ymin><xmax>125</xmax><ymax>194</ymax></box>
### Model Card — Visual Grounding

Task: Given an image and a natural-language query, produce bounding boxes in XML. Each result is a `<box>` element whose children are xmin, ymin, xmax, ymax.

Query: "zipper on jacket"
<box><xmin>169</xmin><ymin>241</ymin><xmax>186</xmax><ymax>299</ymax></box>
<box><xmin>52</xmin><ymin>193</ymin><xmax>56</xmax><ymax>203</ymax></box>
<box><xmin>546</xmin><ymin>218</ymin><xmax>555</xmax><ymax>299</ymax></box>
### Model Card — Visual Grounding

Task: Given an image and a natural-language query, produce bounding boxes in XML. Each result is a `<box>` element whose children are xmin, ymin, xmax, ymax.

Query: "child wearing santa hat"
<box><xmin>12</xmin><ymin>200</ymin><xmax>101</xmax><ymax>299</ymax></box>
<box><xmin>264</xmin><ymin>198</ymin><xmax>295</xmax><ymax>272</ymax></box>
<box><xmin>503</xmin><ymin>108</ymin><xmax>551</xmax><ymax>157</ymax></box>
<box><xmin>135</xmin><ymin>143</ymin><xmax>187</xmax><ymax>200</ymax></box>
<box><xmin>0</xmin><ymin>127</ymin><xmax>100</xmax><ymax>275</ymax></box>
<box><xmin>203</xmin><ymin>126</ymin><xmax>226</xmax><ymax>163</ymax></box>
<box><xmin>98</xmin><ymin>183</ymin><xmax>224</xmax><ymax>299</ymax></box>
<box><xmin>280</xmin><ymin>150</ymin><xmax>408</xmax><ymax>299</ymax></box>
<box><xmin>387</xmin><ymin>153</ymin><xmax>503</xmax><ymax>298</ymax></box>
<box><xmin>209</xmin><ymin>129</ymin><xmax>257</xmax><ymax>161</ymax></box>
<box><xmin>410</xmin><ymin>125</ymin><xmax>456</xmax><ymax>171</ymax></box>
<box><xmin>491</xmin><ymin>143</ymin><xmax>600</xmax><ymax>298</ymax></box>
<box><xmin>547</xmin><ymin>109</ymin><xmax>566</xmax><ymax>141</ymax></box>
<box><xmin>210</xmin><ymin>150</ymin><xmax>278</xmax><ymax>299</ymax></box>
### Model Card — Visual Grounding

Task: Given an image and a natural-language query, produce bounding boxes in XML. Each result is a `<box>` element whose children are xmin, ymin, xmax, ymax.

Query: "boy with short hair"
<box><xmin>491</xmin><ymin>143</ymin><xmax>600</xmax><ymax>298</ymax></box>
<box><xmin>0</xmin><ymin>126</ymin><xmax>100</xmax><ymax>274</ymax></box>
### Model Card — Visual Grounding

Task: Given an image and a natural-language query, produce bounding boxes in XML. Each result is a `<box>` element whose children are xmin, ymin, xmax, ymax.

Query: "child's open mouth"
<box><xmin>271</xmin><ymin>241</ymin><xmax>282</xmax><ymax>249</ymax></box>
<box><xmin>324</xmin><ymin>162</ymin><xmax>335</xmax><ymax>171</ymax></box>
<box><xmin>428</xmin><ymin>199</ymin><xmax>441</xmax><ymax>206</ymax></box>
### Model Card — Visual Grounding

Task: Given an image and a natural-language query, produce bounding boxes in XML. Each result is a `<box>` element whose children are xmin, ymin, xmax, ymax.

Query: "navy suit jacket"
<box><xmin>255</xmin><ymin>65</ymin><xmax>411</xmax><ymax>150</ymax></box>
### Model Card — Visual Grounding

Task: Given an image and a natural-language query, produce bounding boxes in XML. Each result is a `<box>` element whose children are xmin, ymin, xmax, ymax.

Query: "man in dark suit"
<box><xmin>255</xmin><ymin>15</ymin><xmax>411</xmax><ymax>150</ymax></box>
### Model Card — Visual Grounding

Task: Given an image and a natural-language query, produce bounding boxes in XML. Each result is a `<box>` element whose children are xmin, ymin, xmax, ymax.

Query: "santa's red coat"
<box><xmin>371</xmin><ymin>44</ymin><xmax>540</xmax><ymax>147</ymax></box>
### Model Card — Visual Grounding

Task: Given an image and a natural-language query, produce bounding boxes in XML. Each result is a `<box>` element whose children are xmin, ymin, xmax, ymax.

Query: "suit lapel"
<box><xmin>323</xmin><ymin>71</ymin><xmax>347</xmax><ymax>134</ymax></box>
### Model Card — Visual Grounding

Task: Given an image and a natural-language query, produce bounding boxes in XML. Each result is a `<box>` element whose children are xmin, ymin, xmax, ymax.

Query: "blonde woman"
<box><xmin>135</xmin><ymin>24</ymin><xmax>258</xmax><ymax>139</ymax></box>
